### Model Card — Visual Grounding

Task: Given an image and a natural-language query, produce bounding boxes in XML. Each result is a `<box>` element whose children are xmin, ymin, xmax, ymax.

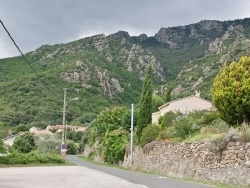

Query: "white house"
<box><xmin>152</xmin><ymin>92</ymin><xmax>213</xmax><ymax>124</ymax></box>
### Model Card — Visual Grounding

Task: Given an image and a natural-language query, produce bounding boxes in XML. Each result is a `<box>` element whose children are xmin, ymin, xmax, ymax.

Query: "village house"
<box><xmin>152</xmin><ymin>91</ymin><xmax>213</xmax><ymax>124</ymax></box>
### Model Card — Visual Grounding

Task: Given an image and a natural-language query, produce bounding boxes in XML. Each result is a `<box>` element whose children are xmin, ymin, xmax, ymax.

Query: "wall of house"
<box><xmin>123</xmin><ymin>141</ymin><xmax>250</xmax><ymax>186</ymax></box>
<box><xmin>152</xmin><ymin>111</ymin><xmax>161</xmax><ymax>124</ymax></box>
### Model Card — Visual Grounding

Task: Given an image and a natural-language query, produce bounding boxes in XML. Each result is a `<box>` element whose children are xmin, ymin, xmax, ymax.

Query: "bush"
<box><xmin>66</xmin><ymin>140</ymin><xmax>78</xmax><ymax>155</ymax></box>
<box><xmin>0</xmin><ymin>150</ymin><xmax>65</xmax><ymax>164</ymax></box>
<box><xmin>142</xmin><ymin>141</ymin><xmax>159</xmax><ymax>154</ymax></box>
<box><xmin>102</xmin><ymin>129</ymin><xmax>128</xmax><ymax>164</ymax></box>
<box><xmin>12</xmin><ymin>132</ymin><xmax>37</xmax><ymax>153</ymax></box>
<box><xmin>159</xmin><ymin>111</ymin><xmax>179</xmax><ymax>129</ymax></box>
<box><xmin>140</xmin><ymin>124</ymin><xmax>160</xmax><ymax>147</ymax></box>
<box><xmin>210</xmin><ymin>129</ymin><xmax>239</xmax><ymax>155</ymax></box>
<box><xmin>72</xmin><ymin>131</ymin><xmax>85</xmax><ymax>142</ymax></box>
<box><xmin>0</xmin><ymin>139</ymin><xmax>6</xmax><ymax>154</ymax></box>
<box><xmin>201</xmin><ymin>111</ymin><xmax>220</xmax><ymax>125</ymax></box>
<box><xmin>35</xmin><ymin>135</ymin><xmax>61</xmax><ymax>154</ymax></box>
<box><xmin>13</xmin><ymin>124</ymin><xmax>29</xmax><ymax>134</ymax></box>
<box><xmin>238</xmin><ymin>128</ymin><xmax>250</xmax><ymax>143</ymax></box>
<box><xmin>211</xmin><ymin>118</ymin><xmax>230</xmax><ymax>133</ymax></box>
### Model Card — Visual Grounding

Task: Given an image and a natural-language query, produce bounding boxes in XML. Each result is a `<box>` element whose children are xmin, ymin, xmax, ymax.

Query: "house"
<box><xmin>152</xmin><ymin>91</ymin><xmax>213</xmax><ymax>124</ymax></box>
<box><xmin>29</xmin><ymin>126</ymin><xmax>42</xmax><ymax>134</ymax></box>
<box><xmin>29</xmin><ymin>126</ymin><xmax>52</xmax><ymax>136</ymax></box>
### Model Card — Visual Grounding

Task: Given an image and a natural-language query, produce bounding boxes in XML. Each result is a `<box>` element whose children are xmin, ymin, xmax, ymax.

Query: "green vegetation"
<box><xmin>0</xmin><ymin>150</ymin><xmax>65</xmax><ymax>165</ymax></box>
<box><xmin>211</xmin><ymin>56</ymin><xmax>250</xmax><ymax>124</ymax></box>
<box><xmin>102</xmin><ymin>129</ymin><xmax>129</xmax><ymax>164</ymax></box>
<box><xmin>137</xmin><ymin>65</ymin><xmax>153</xmax><ymax>141</ymax></box>
<box><xmin>1</xmin><ymin>19</ymin><xmax>250</xmax><ymax>185</ymax></box>
<box><xmin>13</xmin><ymin>132</ymin><xmax>37</xmax><ymax>153</ymax></box>
<box><xmin>140</xmin><ymin>124</ymin><xmax>160</xmax><ymax>147</ymax></box>
<box><xmin>35</xmin><ymin>135</ymin><xmax>61</xmax><ymax>154</ymax></box>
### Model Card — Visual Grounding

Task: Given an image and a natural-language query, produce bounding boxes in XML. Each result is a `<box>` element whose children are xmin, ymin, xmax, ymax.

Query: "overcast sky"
<box><xmin>1</xmin><ymin>0</ymin><xmax>250</xmax><ymax>59</ymax></box>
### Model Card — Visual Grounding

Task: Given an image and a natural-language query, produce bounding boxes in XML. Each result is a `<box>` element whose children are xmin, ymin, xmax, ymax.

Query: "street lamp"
<box><xmin>62</xmin><ymin>88</ymin><xmax>79</xmax><ymax>143</ymax></box>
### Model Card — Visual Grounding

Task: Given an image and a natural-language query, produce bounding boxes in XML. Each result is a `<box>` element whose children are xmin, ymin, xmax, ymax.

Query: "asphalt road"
<box><xmin>67</xmin><ymin>155</ymin><xmax>214</xmax><ymax>188</ymax></box>
<box><xmin>0</xmin><ymin>166</ymin><xmax>148</xmax><ymax>188</ymax></box>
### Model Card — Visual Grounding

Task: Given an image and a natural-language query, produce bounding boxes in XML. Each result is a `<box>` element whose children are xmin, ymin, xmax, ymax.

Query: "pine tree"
<box><xmin>211</xmin><ymin>56</ymin><xmax>250</xmax><ymax>125</ymax></box>
<box><xmin>137</xmin><ymin>65</ymin><xmax>153</xmax><ymax>141</ymax></box>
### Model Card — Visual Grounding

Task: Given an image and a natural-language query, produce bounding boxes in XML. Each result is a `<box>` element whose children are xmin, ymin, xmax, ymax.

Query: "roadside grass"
<box><xmin>0</xmin><ymin>161</ymin><xmax>75</xmax><ymax>168</ymax></box>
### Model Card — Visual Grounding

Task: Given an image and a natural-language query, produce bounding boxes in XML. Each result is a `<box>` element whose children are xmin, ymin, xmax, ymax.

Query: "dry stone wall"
<box><xmin>123</xmin><ymin>142</ymin><xmax>250</xmax><ymax>186</ymax></box>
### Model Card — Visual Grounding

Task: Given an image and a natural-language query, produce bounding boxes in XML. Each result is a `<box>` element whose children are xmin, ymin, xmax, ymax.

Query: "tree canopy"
<box><xmin>211</xmin><ymin>56</ymin><xmax>250</xmax><ymax>125</ymax></box>
<box><xmin>137</xmin><ymin>65</ymin><xmax>153</xmax><ymax>141</ymax></box>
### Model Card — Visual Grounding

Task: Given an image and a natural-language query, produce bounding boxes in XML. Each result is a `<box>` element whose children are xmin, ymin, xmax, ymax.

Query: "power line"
<box><xmin>0</xmin><ymin>19</ymin><xmax>65</xmax><ymax>96</ymax></box>
<box><xmin>0</xmin><ymin>19</ymin><xmax>41</xmax><ymax>80</ymax></box>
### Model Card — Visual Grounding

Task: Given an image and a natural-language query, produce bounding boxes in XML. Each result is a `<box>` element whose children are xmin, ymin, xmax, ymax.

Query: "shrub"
<box><xmin>201</xmin><ymin>111</ymin><xmax>220</xmax><ymax>125</ymax></box>
<box><xmin>0</xmin><ymin>150</ymin><xmax>65</xmax><ymax>164</ymax></box>
<box><xmin>238</xmin><ymin>128</ymin><xmax>250</xmax><ymax>143</ymax></box>
<box><xmin>0</xmin><ymin>139</ymin><xmax>6</xmax><ymax>154</ymax></box>
<box><xmin>66</xmin><ymin>140</ymin><xmax>78</xmax><ymax>155</ymax></box>
<box><xmin>13</xmin><ymin>124</ymin><xmax>29</xmax><ymax>134</ymax></box>
<box><xmin>72</xmin><ymin>131</ymin><xmax>85</xmax><ymax>142</ymax></box>
<box><xmin>102</xmin><ymin>129</ymin><xmax>128</xmax><ymax>164</ymax></box>
<box><xmin>210</xmin><ymin>129</ymin><xmax>239</xmax><ymax>155</ymax></box>
<box><xmin>12</xmin><ymin>132</ymin><xmax>37</xmax><ymax>153</ymax></box>
<box><xmin>168</xmin><ymin>114</ymin><xmax>201</xmax><ymax>140</ymax></box>
<box><xmin>159</xmin><ymin>111</ymin><xmax>179</xmax><ymax>129</ymax></box>
<box><xmin>211</xmin><ymin>119</ymin><xmax>230</xmax><ymax>133</ymax></box>
<box><xmin>142</xmin><ymin>141</ymin><xmax>159</xmax><ymax>154</ymax></box>
<box><xmin>35</xmin><ymin>135</ymin><xmax>61</xmax><ymax>154</ymax></box>
<box><xmin>140</xmin><ymin>124</ymin><xmax>160</xmax><ymax>147</ymax></box>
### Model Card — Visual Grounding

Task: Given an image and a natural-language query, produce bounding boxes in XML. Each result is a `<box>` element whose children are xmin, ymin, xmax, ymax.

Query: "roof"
<box><xmin>158</xmin><ymin>95</ymin><xmax>212</xmax><ymax>110</ymax></box>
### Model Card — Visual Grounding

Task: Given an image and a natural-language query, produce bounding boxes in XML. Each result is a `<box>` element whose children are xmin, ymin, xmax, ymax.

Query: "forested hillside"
<box><xmin>0</xmin><ymin>17</ymin><xmax>250</xmax><ymax>127</ymax></box>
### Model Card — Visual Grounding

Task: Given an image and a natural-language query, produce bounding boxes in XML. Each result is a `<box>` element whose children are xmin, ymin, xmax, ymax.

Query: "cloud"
<box><xmin>1</xmin><ymin>0</ymin><xmax>250</xmax><ymax>58</ymax></box>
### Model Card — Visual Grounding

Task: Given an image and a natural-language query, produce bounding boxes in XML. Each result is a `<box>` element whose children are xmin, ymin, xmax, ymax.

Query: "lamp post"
<box><xmin>130</xmin><ymin>103</ymin><xmax>134</xmax><ymax>167</ymax></box>
<box><xmin>62</xmin><ymin>88</ymin><xmax>78</xmax><ymax>143</ymax></box>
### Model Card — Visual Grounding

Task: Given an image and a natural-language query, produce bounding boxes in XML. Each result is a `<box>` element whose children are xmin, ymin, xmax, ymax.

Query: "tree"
<box><xmin>102</xmin><ymin>128</ymin><xmax>129</xmax><ymax>164</ymax></box>
<box><xmin>152</xmin><ymin>94</ymin><xmax>164</xmax><ymax>112</ymax></box>
<box><xmin>137</xmin><ymin>65</ymin><xmax>153</xmax><ymax>141</ymax></box>
<box><xmin>35</xmin><ymin>135</ymin><xmax>61</xmax><ymax>154</ymax></box>
<box><xmin>12</xmin><ymin>132</ymin><xmax>37</xmax><ymax>153</ymax></box>
<box><xmin>0</xmin><ymin>139</ymin><xmax>5</xmax><ymax>154</ymax></box>
<box><xmin>211</xmin><ymin>56</ymin><xmax>250</xmax><ymax>125</ymax></box>
<box><xmin>91</xmin><ymin>106</ymin><xmax>127</xmax><ymax>138</ymax></box>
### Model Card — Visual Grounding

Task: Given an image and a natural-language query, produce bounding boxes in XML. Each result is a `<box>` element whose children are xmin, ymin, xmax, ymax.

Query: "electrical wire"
<box><xmin>0</xmin><ymin>19</ymin><xmax>42</xmax><ymax>80</ymax></box>
<box><xmin>0</xmin><ymin>19</ymin><xmax>65</xmax><ymax>106</ymax></box>
<box><xmin>0</xmin><ymin>19</ymin><xmax>65</xmax><ymax>97</ymax></box>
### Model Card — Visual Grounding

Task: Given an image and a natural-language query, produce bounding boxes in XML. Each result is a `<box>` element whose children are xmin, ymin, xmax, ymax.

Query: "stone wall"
<box><xmin>123</xmin><ymin>141</ymin><xmax>250</xmax><ymax>186</ymax></box>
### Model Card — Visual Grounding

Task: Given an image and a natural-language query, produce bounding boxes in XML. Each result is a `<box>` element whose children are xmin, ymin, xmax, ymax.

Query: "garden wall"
<box><xmin>123</xmin><ymin>141</ymin><xmax>250</xmax><ymax>186</ymax></box>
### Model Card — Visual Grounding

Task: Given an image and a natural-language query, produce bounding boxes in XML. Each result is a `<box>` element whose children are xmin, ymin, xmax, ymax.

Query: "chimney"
<box><xmin>195</xmin><ymin>90</ymin><xmax>200</xmax><ymax>97</ymax></box>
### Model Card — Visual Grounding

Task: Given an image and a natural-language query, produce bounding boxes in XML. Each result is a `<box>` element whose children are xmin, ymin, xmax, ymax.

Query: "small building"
<box><xmin>29</xmin><ymin>126</ymin><xmax>42</xmax><ymax>134</ymax></box>
<box><xmin>152</xmin><ymin>91</ymin><xmax>213</xmax><ymax>124</ymax></box>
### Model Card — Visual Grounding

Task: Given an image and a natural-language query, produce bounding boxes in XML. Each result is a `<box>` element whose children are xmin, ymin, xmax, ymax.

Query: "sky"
<box><xmin>1</xmin><ymin>0</ymin><xmax>250</xmax><ymax>59</ymax></box>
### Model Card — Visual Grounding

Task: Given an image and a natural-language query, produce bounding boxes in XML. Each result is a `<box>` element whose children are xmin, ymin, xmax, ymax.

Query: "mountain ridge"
<box><xmin>0</xmin><ymin>17</ymin><xmax>250</xmax><ymax>127</ymax></box>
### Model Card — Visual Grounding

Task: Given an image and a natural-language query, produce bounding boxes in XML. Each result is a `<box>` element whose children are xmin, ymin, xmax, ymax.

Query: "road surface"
<box><xmin>0</xmin><ymin>155</ymin><xmax>214</xmax><ymax>188</ymax></box>
<box><xmin>67</xmin><ymin>155</ymin><xmax>214</xmax><ymax>188</ymax></box>
<box><xmin>0</xmin><ymin>166</ymin><xmax>148</xmax><ymax>188</ymax></box>
<box><xmin>3</xmin><ymin>134</ymin><xmax>19</xmax><ymax>146</ymax></box>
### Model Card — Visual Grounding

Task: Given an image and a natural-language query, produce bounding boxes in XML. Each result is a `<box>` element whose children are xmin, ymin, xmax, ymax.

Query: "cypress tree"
<box><xmin>137</xmin><ymin>65</ymin><xmax>153</xmax><ymax>141</ymax></box>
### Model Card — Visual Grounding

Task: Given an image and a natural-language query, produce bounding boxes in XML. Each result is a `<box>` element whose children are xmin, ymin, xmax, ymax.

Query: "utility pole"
<box><xmin>62</xmin><ymin>88</ymin><xmax>66</xmax><ymax>143</ymax></box>
<box><xmin>130</xmin><ymin>103</ymin><xmax>134</xmax><ymax>167</ymax></box>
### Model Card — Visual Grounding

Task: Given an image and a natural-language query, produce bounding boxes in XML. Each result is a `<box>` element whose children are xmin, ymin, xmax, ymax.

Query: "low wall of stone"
<box><xmin>123</xmin><ymin>141</ymin><xmax>250</xmax><ymax>186</ymax></box>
